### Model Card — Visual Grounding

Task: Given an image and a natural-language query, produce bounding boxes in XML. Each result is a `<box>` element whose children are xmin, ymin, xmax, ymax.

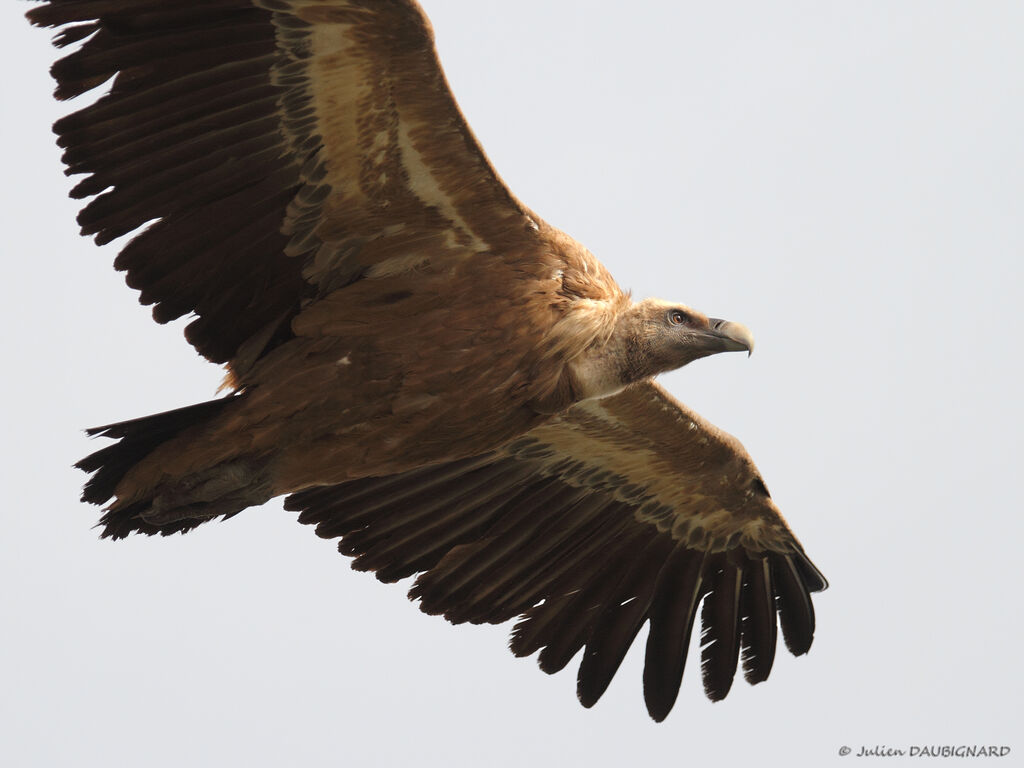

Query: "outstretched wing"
<box><xmin>29</xmin><ymin>0</ymin><xmax>534</xmax><ymax>374</ymax></box>
<box><xmin>287</xmin><ymin>380</ymin><xmax>827</xmax><ymax>721</ymax></box>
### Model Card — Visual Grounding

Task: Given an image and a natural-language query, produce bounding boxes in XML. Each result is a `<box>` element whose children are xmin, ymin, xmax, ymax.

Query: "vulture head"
<box><xmin>570</xmin><ymin>298</ymin><xmax>755</xmax><ymax>401</ymax></box>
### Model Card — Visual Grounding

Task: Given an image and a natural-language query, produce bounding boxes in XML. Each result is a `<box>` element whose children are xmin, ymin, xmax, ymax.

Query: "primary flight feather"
<box><xmin>29</xmin><ymin>0</ymin><xmax>826</xmax><ymax>721</ymax></box>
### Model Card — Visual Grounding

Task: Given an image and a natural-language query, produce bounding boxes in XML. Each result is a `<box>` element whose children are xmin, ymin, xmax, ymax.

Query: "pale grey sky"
<box><xmin>2</xmin><ymin>2</ymin><xmax>1022</xmax><ymax>766</ymax></box>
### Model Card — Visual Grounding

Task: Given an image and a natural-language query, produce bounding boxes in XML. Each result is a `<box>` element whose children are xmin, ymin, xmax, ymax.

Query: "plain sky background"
<box><xmin>2</xmin><ymin>1</ymin><xmax>1023</xmax><ymax>765</ymax></box>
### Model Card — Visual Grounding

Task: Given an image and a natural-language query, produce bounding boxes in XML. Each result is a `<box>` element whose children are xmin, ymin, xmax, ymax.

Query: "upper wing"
<box><xmin>286</xmin><ymin>380</ymin><xmax>827</xmax><ymax>720</ymax></box>
<box><xmin>29</xmin><ymin>0</ymin><xmax>534</xmax><ymax>373</ymax></box>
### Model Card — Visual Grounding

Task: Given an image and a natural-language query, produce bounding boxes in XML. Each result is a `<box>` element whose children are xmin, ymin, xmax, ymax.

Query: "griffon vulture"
<box><xmin>28</xmin><ymin>0</ymin><xmax>827</xmax><ymax>720</ymax></box>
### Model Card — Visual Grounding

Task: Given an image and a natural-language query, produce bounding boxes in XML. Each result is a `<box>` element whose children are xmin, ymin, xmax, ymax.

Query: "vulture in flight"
<box><xmin>29</xmin><ymin>0</ymin><xmax>827</xmax><ymax>720</ymax></box>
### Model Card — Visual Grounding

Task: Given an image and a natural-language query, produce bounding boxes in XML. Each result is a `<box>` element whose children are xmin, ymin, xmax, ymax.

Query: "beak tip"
<box><xmin>710</xmin><ymin>318</ymin><xmax>755</xmax><ymax>356</ymax></box>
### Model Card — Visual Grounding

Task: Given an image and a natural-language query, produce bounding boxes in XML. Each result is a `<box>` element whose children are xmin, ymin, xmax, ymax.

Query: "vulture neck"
<box><xmin>566</xmin><ymin>300</ymin><xmax>655</xmax><ymax>402</ymax></box>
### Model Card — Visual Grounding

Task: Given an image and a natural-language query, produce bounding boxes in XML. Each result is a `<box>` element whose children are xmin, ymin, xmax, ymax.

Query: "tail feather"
<box><xmin>77</xmin><ymin>395</ymin><xmax>242</xmax><ymax>537</ymax></box>
<box><xmin>97</xmin><ymin>500</ymin><xmax>213</xmax><ymax>540</ymax></box>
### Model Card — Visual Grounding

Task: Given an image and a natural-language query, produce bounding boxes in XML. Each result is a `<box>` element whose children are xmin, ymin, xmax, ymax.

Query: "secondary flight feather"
<box><xmin>29</xmin><ymin>0</ymin><xmax>826</xmax><ymax>720</ymax></box>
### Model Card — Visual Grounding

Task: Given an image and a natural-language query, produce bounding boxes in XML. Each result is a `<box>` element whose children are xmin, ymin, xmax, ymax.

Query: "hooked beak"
<box><xmin>706</xmin><ymin>318</ymin><xmax>755</xmax><ymax>357</ymax></box>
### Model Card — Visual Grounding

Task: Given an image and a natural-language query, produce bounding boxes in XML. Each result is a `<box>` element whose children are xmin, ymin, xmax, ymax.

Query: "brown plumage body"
<box><xmin>30</xmin><ymin>0</ymin><xmax>826</xmax><ymax>720</ymax></box>
<box><xmin>122</xmin><ymin>224</ymin><xmax>627</xmax><ymax>512</ymax></box>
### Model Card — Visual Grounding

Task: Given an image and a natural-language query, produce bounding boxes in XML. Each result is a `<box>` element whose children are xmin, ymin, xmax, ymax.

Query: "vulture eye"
<box><xmin>667</xmin><ymin>309</ymin><xmax>689</xmax><ymax>326</ymax></box>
